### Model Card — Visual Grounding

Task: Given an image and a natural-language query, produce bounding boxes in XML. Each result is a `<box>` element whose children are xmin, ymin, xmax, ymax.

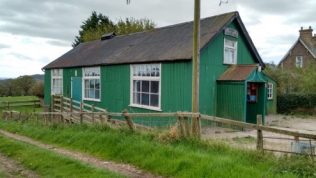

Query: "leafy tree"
<box><xmin>31</xmin><ymin>81</ymin><xmax>44</xmax><ymax>98</ymax></box>
<box><xmin>72</xmin><ymin>11</ymin><xmax>155</xmax><ymax>47</ymax></box>
<box><xmin>13</xmin><ymin>76</ymin><xmax>35</xmax><ymax>96</ymax></box>
<box><xmin>265</xmin><ymin>64</ymin><xmax>316</xmax><ymax>95</ymax></box>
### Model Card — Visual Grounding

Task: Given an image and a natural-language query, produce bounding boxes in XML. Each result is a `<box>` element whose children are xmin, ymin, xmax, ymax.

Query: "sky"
<box><xmin>0</xmin><ymin>0</ymin><xmax>315</xmax><ymax>78</ymax></box>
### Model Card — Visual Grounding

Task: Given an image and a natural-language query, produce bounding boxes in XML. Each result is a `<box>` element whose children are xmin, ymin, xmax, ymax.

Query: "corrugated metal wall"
<box><xmin>216</xmin><ymin>82</ymin><xmax>245</xmax><ymax>121</ymax></box>
<box><xmin>44</xmin><ymin>69</ymin><xmax>51</xmax><ymax>105</ymax></box>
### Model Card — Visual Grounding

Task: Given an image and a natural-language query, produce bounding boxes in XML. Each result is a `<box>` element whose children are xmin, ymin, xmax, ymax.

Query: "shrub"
<box><xmin>277</xmin><ymin>93</ymin><xmax>316</xmax><ymax>114</ymax></box>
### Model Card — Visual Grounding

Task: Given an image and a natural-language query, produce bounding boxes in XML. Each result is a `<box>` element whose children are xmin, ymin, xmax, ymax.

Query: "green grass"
<box><xmin>0</xmin><ymin>169</ymin><xmax>5</xmax><ymax>178</ymax></box>
<box><xmin>1</xmin><ymin>121</ymin><xmax>313</xmax><ymax>178</ymax></box>
<box><xmin>0</xmin><ymin>135</ymin><xmax>124</xmax><ymax>178</ymax></box>
<box><xmin>0</xmin><ymin>96</ymin><xmax>42</xmax><ymax>113</ymax></box>
<box><xmin>0</xmin><ymin>96</ymin><xmax>38</xmax><ymax>102</ymax></box>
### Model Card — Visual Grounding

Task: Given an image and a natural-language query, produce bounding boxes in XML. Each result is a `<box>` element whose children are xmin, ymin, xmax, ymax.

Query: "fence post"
<box><xmin>80</xmin><ymin>102</ymin><xmax>83</xmax><ymax>124</ymax></box>
<box><xmin>51</xmin><ymin>95</ymin><xmax>55</xmax><ymax>112</ymax></box>
<box><xmin>70</xmin><ymin>98</ymin><xmax>73</xmax><ymax>117</ymax></box>
<box><xmin>177</xmin><ymin>112</ymin><xmax>185</xmax><ymax>137</ymax></box>
<box><xmin>184</xmin><ymin>116</ymin><xmax>191</xmax><ymax>136</ymax></box>
<box><xmin>123</xmin><ymin>109</ymin><xmax>134</xmax><ymax>131</ymax></box>
<box><xmin>256</xmin><ymin>115</ymin><xmax>264</xmax><ymax>152</ymax></box>
<box><xmin>91</xmin><ymin>105</ymin><xmax>95</xmax><ymax>124</ymax></box>
<box><xmin>60</xmin><ymin>96</ymin><xmax>64</xmax><ymax>113</ymax></box>
<box><xmin>191</xmin><ymin>113</ymin><xmax>201</xmax><ymax>138</ymax></box>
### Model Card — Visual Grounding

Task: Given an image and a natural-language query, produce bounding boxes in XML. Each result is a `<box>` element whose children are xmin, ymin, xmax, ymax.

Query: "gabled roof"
<box><xmin>218</xmin><ymin>65</ymin><xmax>258</xmax><ymax>81</ymax></box>
<box><xmin>43</xmin><ymin>11</ymin><xmax>264</xmax><ymax>69</ymax></box>
<box><xmin>279</xmin><ymin>38</ymin><xmax>316</xmax><ymax>65</ymax></box>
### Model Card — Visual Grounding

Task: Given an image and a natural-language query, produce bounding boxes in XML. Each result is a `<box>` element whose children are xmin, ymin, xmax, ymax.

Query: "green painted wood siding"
<box><xmin>216</xmin><ymin>82</ymin><xmax>245</xmax><ymax>121</ymax></box>
<box><xmin>83</xmin><ymin>61</ymin><xmax>192</xmax><ymax>113</ymax></box>
<box><xmin>199</xmin><ymin>19</ymin><xmax>257</xmax><ymax>116</ymax></box>
<box><xmin>263</xmin><ymin>74</ymin><xmax>277</xmax><ymax>114</ymax></box>
<box><xmin>44</xmin><ymin>69</ymin><xmax>51</xmax><ymax>105</ymax></box>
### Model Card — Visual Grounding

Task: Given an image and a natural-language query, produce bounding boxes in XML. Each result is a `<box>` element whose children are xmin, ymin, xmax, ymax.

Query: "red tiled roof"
<box><xmin>218</xmin><ymin>65</ymin><xmax>257</xmax><ymax>81</ymax></box>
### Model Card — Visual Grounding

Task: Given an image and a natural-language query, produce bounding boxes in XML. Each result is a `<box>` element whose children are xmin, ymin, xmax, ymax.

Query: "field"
<box><xmin>0</xmin><ymin>96</ymin><xmax>38</xmax><ymax>102</ymax></box>
<box><xmin>0</xmin><ymin>96</ymin><xmax>315</xmax><ymax>177</ymax></box>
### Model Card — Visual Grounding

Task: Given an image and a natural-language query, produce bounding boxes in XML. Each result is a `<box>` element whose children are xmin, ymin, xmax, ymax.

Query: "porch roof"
<box><xmin>217</xmin><ymin>65</ymin><xmax>258</xmax><ymax>81</ymax></box>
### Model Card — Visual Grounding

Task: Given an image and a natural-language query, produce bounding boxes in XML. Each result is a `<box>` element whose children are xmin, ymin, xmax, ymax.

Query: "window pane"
<box><xmin>151</xmin><ymin>81</ymin><xmax>159</xmax><ymax>93</ymax></box>
<box><xmin>141</xmin><ymin>93</ymin><xmax>149</xmax><ymax>105</ymax></box>
<box><xmin>95</xmin><ymin>89</ymin><xmax>100</xmax><ymax>99</ymax></box>
<box><xmin>95</xmin><ymin>79</ymin><xmax>100</xmax><ymax>89</ymax></box>
<box><xmin>146</xmin><ymin>65</ymin><xmax>151</xmax><ymax>76</ymax></box>
<box><xmin>85</xmin><ymin>89</ymin><xmax>89</xmax><ymax>98</ymax></box>
<box><xmin>85</xmin><ymin>80</ymin><xmax>89</xmax><ymax>89</ymax></box>
<box><xmin>142</xmin><ymin>81</ymin><xmax>149</xmax><ymax>92</ymax></box>
<box><xmin>150</xmin><ymin>94</ymin><xmax>159</xmax><ymax>107</ymax></box>
<box><xmin>90</xmin><ymin>79</ymin><xmax>95</xmax><ymax>89</ymax></box>
<box><xmin>133</xmin><ymin>92</ymin><xmax>141</xmax><ymax>104</ymax></box>
<box><xmin>89</xmin><ymin>89</ymin><xmax>95</xmax><ymax>98</ymax></box>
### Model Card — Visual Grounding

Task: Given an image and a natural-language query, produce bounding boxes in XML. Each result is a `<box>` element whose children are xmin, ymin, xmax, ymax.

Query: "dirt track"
<box><xmin>0</xmin><ymin>153</ymin><xmax>39</xmax><ymax>178</ymax></box>
<box><xmin>0</xmin><ymin>130</ymin><xmax>160</xmax><ymax>178</ymax></box>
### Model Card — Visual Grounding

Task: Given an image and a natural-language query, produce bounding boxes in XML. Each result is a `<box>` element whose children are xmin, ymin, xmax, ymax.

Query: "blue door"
<box><xmin>71</xmin><ymin>77</ymin><xmax>82</xmax><ymax>101</ymax></box>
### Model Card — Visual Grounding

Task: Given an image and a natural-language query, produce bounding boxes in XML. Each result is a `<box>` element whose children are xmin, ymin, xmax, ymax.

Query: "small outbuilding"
<box><xmin>43</xmin><ymin>11</ymin><xmax>276</xmax><ymax>124</ymax></box>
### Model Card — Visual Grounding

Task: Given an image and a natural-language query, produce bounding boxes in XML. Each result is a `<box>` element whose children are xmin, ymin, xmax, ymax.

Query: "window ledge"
<box><xmin>129</xmin><ymin>104</ymin><xmax>162</xmax><ymax>112</ymax></box>
<box><xmin>83</xmin><ymin>98</ymin><xmax>101</xmax><ymax>102</ymax></box>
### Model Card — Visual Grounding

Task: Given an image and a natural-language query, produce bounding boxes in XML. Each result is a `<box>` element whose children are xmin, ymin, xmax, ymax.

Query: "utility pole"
<box><xmin>191</xmin><ymin>0</ymin><xmax>201</xmax><ymax>137</ymax></box>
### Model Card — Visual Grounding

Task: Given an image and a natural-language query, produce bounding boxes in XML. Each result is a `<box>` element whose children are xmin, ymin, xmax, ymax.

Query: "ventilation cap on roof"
<box><xmin>101</xmin><ymin>32</ymin><xmax>116</xmax><ymax>41</ymax></box>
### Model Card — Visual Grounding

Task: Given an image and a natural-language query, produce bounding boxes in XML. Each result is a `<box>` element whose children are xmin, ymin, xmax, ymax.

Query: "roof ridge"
<box><xmin>99</xmin><ymin>11</ymin><xmax>238</xmax><ymax>40</ymax></box>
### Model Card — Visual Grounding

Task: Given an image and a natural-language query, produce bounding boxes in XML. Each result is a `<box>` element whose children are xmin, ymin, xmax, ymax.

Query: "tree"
<box><xmin>14</xmin><ymin>76</ymin><xmax>35</xmax><ymax>96</ymax></box>
<box><xmin>31</xmin><ymin>81</ymin><xmax>44</xmax><ymax>98</ymax></box>
<box><xmin>72</xmin><ymin>11</ymin><xmax>155</xmax><ymax>47</ymax></box>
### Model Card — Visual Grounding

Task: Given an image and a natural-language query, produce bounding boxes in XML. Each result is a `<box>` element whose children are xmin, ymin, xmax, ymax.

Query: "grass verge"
<box><xmin>0</xmin><ymin>134</ymin><xmax>124</xmax><ymax>178</ymax></box>
<box><xmin>0</xmin><ymin>120</ymin><xmax>314</xmax><ymax>178</ymax></box>
<box><xmin>0</xmin><ymin>96</ymin><xmax>38</xmax><ymax>102</ymax></box>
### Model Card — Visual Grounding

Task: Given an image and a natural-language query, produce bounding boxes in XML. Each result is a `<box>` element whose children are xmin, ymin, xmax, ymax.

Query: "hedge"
<box><xmin>277</xmin><ymin>94</ymin><xmax>316</xmax><ymax>114</ymax></box>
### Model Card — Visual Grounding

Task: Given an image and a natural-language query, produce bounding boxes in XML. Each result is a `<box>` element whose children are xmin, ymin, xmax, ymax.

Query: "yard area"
<box><xmin>202</xmin><ymin>115</ymin><xmax>316</xmax><ymax>154</ymax></box>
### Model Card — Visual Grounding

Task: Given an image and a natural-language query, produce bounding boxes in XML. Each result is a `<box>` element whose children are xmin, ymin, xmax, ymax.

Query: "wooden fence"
<box><xmin>31</xmin><ymin>95</ymin><xmax>316</xmax><ymax>156</ymax></box>
<box><xmin>0</xmin><ymin>99</ymin><xmax>40</xmax><ymax>110</ymax></box>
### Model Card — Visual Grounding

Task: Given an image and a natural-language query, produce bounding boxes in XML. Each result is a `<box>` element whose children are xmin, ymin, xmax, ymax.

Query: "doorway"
<box><xmin>246</xmin><ymin>82</ymin><xmax>265</xmax><ymax>124</ymax></box>
<box><xmin>71</xmin><ymin>77</ymin><xmax>82</xmax><ymax>101</ymax></box>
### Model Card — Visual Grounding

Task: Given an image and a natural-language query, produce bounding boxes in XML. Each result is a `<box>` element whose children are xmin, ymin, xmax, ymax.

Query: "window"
<box><xmin>51</xmin><ymin>69</ymin><xmax>63</xmax><ymax>95</ymax></box>
<box><xmin>295</xmin><ymin>56</ymin><xmax>303</xmax><ymax>68</ymax></box>
<box><xmin>267</xmin><ymin>83</ymin><xmax>273</xmax><ymax>100</ymax></box>
<box><xmin>224</xmin><ymin>38</ymin><xmax>237</xmax><ymax>64</ymax></box>
<box><xmin>130</xmin><ymin>64</ymin><xmax>161</xmax><ymax>110</ymax></box>
<box><xmin>83</xmin><ymin>67</ymin><xmax>100</xmax><ymax>101</ymax></box>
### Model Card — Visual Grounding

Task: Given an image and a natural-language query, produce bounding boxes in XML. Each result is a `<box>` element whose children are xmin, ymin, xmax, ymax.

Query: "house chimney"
<box><xmin>299</xmin><ymin>26</ymin><xmax>313</xmax><ymax>43</ymax></box>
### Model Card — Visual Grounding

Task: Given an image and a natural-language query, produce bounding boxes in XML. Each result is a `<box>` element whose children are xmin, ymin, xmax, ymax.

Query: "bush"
<box><xmin>277</xmin><ymin>93</ymin><xmax>316</xmax><ymax>114</ymax></box>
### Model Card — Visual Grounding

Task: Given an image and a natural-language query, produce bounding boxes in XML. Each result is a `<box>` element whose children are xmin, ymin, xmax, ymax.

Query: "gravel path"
<box><xmin>0</xmin><ymin>129</ymin><xmax>161</xmax><ymax>178</ymax></box>
<box><xmin>0</xmin><ymin>152</ymin><xmax>39</xmax><ymax>178</ymax></box>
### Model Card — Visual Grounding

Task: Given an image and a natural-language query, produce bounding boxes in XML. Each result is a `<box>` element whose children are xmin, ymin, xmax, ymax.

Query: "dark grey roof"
<box><xmin>43</xmin><ymin>11</ymin><xmax>264</xmax><ymax>69</ymax></box>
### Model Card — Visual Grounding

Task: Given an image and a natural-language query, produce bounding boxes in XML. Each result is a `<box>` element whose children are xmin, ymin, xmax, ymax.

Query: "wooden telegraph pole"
<box><xmin>191</xmin><ymin>0</ymin><xmax>201</xmax><ymax>137</ymax></box>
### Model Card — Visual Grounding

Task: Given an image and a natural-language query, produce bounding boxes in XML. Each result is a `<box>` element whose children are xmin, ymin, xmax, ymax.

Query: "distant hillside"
<box><xmin>31</xmin><ymin>74</ymin><xmax>44</xmax><ymax>81</ymax></box>
<box><xmin>0</xmin><ymin>74</ymin><xmax>44</xmax><ymax>84</ymax></box>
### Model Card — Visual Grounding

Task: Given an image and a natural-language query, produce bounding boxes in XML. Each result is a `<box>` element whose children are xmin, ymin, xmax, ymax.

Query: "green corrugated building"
<box><xmin>43</xmin><ymin>11</ymin><xmax>276</xmax><ymax>124</ymax></box>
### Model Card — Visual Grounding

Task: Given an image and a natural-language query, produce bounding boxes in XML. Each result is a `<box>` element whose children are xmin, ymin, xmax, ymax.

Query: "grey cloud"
<box><xmin>8</xmin><ymin>52</ymin><xmax>33</xmax><ymax>61</ymax></box>
<box><xmin>0</xmin><ymin>44</ymin><xmax>10</xmax><ymax>49</ymax></box>
<box><xmin>46</xmin><ymin>40</ymin><xmax>70</xmax><ymax>47</ymax></box>
<box><xmin>237</xmin><ymin>0</ymin><xmax>307</xmax><ymax>15</ymax></box>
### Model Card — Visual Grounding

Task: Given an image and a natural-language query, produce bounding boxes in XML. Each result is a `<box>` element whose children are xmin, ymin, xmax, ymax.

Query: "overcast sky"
<box><xmin>0</xmin><ymin>0</ymin><xmax>315</xmax><ymax>78</ymax></box>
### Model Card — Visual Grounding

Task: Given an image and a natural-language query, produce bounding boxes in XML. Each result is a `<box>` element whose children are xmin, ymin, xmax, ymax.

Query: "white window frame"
<box><xmin>267</xmin><ymin>83</ymin><xmax>273</xmax><ymax>100</ymax></box>
<box><xmin>130</xmin><ymin>64</ymin><xmax>161</xmax><ymax>111</ymax></box>
<box><xmin>82</xmin><ymin>67</ymin><xmax>101</xmax><ymax>102</ymax></box>
<box><xmin>295</xmin><ymin>56</ymin><xmax>303</xmax><ymax>68</ymax></box>
<box><xmin>223</xmin><ymin>38</ymin><xmax>238</xmax><ymax>64</ymax></box>
<box><xmin>51</xmin><ymin>69</ymin><xmax>63</xmax><ymax>95</ymax></box>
